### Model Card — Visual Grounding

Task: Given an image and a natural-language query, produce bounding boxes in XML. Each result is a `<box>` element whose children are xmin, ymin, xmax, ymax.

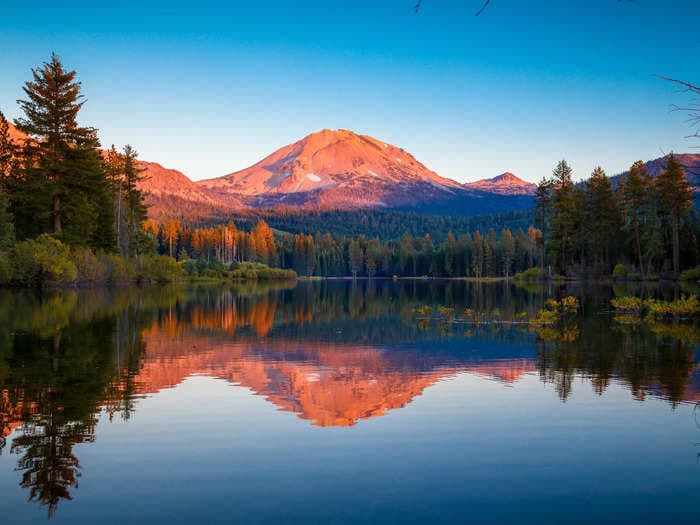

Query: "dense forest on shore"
<box><xmin>0</xmin><ymin>54</ymin><xmax>699</xmax><ymax>286</ymax></box>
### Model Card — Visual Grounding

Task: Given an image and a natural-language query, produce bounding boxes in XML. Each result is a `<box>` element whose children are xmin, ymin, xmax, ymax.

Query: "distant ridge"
<box><xmin>5</xmin><ymin>122</ymin><xmax>697</xmax><ymax>223</ymax></box>
<box><xmin>464</xmin><ymin>172</ymin><xmax>536</xmax><ymax>196</ymax></box>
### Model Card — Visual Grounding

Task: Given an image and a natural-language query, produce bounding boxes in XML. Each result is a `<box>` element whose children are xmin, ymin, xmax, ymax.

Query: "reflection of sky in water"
<box><xmin>2</xmin><ymin>373</ymin><xmax>698</xmax><ymax>524</ymax></box>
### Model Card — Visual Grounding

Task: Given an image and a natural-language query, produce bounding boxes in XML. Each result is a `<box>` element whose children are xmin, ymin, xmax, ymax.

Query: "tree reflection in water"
<box><xmin>0</xmin><ymin>280</ymin><xmax>697</xmax><ymax>517</ymax></box>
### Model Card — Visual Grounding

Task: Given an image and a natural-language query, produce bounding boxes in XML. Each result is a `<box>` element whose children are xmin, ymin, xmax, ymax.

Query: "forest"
<box><xmin>0</xmin><ymin>54</ymin><xmax>699</xmax><ymax>285</ymax></box>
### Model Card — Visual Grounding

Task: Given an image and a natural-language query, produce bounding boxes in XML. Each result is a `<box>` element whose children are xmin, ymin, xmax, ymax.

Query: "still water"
<box><xmin>0</xmin><ymin>280</ymin><xmax>698</xmax><ymax>524</ymax></box>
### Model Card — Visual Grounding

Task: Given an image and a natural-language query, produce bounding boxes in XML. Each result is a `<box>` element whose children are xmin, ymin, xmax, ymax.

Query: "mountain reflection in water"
<box><xmin>0</xmin><ymin>280</ymin><xmax>698</xmax><ymax>518</ymax></box>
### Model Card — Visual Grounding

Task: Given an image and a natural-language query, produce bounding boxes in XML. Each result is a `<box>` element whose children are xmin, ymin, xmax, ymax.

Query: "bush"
<box><xmin>611</xmin><ymin>296</ymin><xmax>643</xmax><ymax>313</ymax></box>
<box><xmin>71</xmin><ymin>247</ymin><xmax>108</xmax><ymax>283</ymax></box>
<box><xmin>229</xmin><ymin>262</ymin><xmax>297</xmax><ymax>281</ymax></box>
<box><xmin>612</xmin><ymin>264</ymin><xmax>628</xmax><ymax>279</ymax></box>
<box><xmin>643</xmin><ymin>295</ymin><xmax>699</xmax><ymax>318</ymax></box>
<box><xmin>11</xmin><ymin>235</ymin><xmax>77</xmax><ymax>285</ymax></box>
<box><xmin>514</xmin><ymin>267</ymin><xmax>542</xmax><ymax>281</ymax></box>
<box><xmin>138</xmin><ymin>254</ymin><xmax>183</xmax><ymax>283</ymax></box>
<box><xmin>680</xmin><ymin>266</ymin><xmax>700</xmax><ymax>282</ymax></box>
<box><xmin>101</xmin><ymin>253</ymin><xmax>134</xmax><ymax>283</ymax></box>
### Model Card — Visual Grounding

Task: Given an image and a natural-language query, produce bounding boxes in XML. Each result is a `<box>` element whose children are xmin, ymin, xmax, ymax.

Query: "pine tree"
<box><xmin>443</xmin><ymin>231</ymin><xmax>456</xmax><ymax>276</ymax></box>
<box><xmin>500</xmin><ymin>229</ymin><xmax>514</xmax><ymax>277</ymax></box>
<box><xmin>122</xmin><ymin>145</ymin><xmax>149</xmax><ymax>255</ymax></box>
<box><xmin>534</xmin><ymin>177</ymin><xmax>554</xmax><ymax>276</ymax></box>
<box><xmin>15</xmin><ymin>54</ymin><xmax>95</xmax><ymax>236</ymax></box>
<box><xmin>472</xmin><ymin>230</ymin><xmax>484</xmax><ymax>279</ymax></box>
<box><xmin>348</xmin><ymin>240</ymin><xmax>363</xmax><ymax>278</ymax></box>
<box><xmin>587</xmin><ymin>166</ymin><xmax>618</xmax><ymax>272</ymax></box>
<box><xmin>656</xmin><ymin>154</ymin><xmax>693</xmax><ymax>276</ymax></box>
<box><xmin>549</xmin><ymin>160</ymin><xmax>575</xmax><ymax>274</ymax></box>
<box><xmin>621</xmin><ymin>161</ymin><xmax>651</xmax><ymax>276</ymax></box>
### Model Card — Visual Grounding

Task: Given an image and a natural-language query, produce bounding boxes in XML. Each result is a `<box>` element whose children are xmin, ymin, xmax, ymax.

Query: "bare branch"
<box><xmin>656</xmin><ymin>75</ymin><xmax>700</xmax><ymax>95</ymax></box>
<box><xmin>475</xmin><ymin>0</ymin><xmax>491</xmax><ymax>16</ymax></box>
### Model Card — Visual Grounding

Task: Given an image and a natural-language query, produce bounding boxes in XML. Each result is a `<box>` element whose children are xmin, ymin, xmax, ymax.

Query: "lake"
<box><xmin>0</xmin><ymin>280</ymin><xmax>698</xmax><ymax>524</ymax></box>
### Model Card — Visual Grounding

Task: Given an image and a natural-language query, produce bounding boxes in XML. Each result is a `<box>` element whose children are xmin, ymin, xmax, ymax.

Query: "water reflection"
<box><xmin>0</xmin><ymin>281</ymin><xmax>698</xmax><ymax>517</ymax></box>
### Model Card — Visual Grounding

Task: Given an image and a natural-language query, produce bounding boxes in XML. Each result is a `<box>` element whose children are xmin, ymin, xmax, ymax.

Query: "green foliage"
<box><xmin>612</xmin><ymin>294</ymin><xmax>699</xmax><ymax>320</ymax></box>
<box><xmin>534</xmin><ymin>295</ymin><xmax>579</xmax><ymax>325</ymax></box>
<box><xmin>11</xmin><ymin>234</ymin><xmax>77</xmax><ymax>285</ymax></box>
<box><xmin>612</xmin><ymin>263</ymin><xmax>628</xmax><ymax>279</ymax></box>
<box><xmin>538</xmin><ymin>156</ymin><xmax>700</xmax><ymax>278</ymax></box>
<box><xmin>229</xmin><ymin>264</ymin><xmax>297</xmax><ymax>281</ymax></box>
<box><xmin>643</xmin><ymin>295</ymin><xmax>699</xmax><ymax>318</ymax></box>
<box><xmin>680</xmin><ymin>265</ymin><xmax>700</xmax><ymax>281</ymax></box>
<box><xmin>137</xmin><ymin>255</ymin><xmax>183</xmax><ymax>283</ymax></box>
<box><xmin>610</xmin><ymin>296</ymin><xmax>643</xmax><ymax>313</ymax></box>
<box><xmin>514</xmin><ymin>267</ymin><xmax>542</xmax><ymax>281</ymax></box>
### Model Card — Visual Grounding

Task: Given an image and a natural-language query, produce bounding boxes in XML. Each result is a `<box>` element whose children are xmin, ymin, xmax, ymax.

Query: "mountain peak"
<box><xmin>198</xmin><ymin>128</ymin><xmax>463</xmax><ymax>208</ymax></box>
<box><xmin>465</xmin><ymin>172</ymin><xmax>536</xmax><ymax>196</ymax></box>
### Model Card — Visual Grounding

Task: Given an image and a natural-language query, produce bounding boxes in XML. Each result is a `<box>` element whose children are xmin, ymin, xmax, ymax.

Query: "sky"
<box><xmin>1</xmin><ymin>0</ymin><xmax>699</xmax><ymax>183</ymax></box>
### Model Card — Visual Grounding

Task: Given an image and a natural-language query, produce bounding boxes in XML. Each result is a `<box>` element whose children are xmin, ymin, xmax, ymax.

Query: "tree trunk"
<box><xmin>672</xmin><ymin>214</ymin><xmax>680</xmax><ymax>277</ymax></box>
<box><xmin>634</xmin><ymin>222</ymin><xmax>645</xmax><ymax>278</ymax></box>
<box><xmin>53</xmin><ymin>194</ymin><xmax>62</xmax><ymax>234</ymax></box>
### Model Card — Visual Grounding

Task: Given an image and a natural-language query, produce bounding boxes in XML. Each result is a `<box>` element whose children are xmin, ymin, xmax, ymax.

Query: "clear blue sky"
<box><xmin>1</xmin><ymin>0</ymin><xmax>698</xmax><ymax>182</ymax></box>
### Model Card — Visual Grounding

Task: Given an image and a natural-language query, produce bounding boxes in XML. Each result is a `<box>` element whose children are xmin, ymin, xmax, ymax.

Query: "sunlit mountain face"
<box><xmin>6</xmin><ymin>122</ymin><xmax>698</xmax><ymax>224</ymax></box>
<box><xmin>0</xmin><ymin>282</ymin><xmax>698</xmax><ymax>518</ymax></box>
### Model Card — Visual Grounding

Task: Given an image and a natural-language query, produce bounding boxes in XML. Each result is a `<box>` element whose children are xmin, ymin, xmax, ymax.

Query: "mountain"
<box><xmin>198</xmin><ymin>128</ymin><xmax>472</xmax><ymax>210</ymax></box>
<box><xmin>464</xmin><ymin>172</ymin><xmax>536</xmax><ymax>196</ymax></box>
<box><xmin>135</xmin><ymin>161</ymin><xmax>245</xmax><ymax>221</ymax></box>
<box><xmin>6</xmin><ymin>120</ymin><xmax>697</xmax><ymax>224</ymax></box>
<box><xmin>197</xmin><ymin>128</ymin><xmax>535</xmax><ymax>214</ymax></box>
<box><xmin>4</xmin><ymin>122</ymin><xmax>243</xmax><ymax>221</ymax></box>
<box><xmin>611</xmin><ymin>153</ymin><xmax>700</xmax><ymax>192</ymax></box>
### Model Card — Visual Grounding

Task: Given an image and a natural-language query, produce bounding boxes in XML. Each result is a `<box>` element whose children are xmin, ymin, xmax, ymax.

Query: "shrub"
<box><xmin>101</xmin><ymin>253</ymin><xmax>134</xmax><ymax>283</ymax></box>
<box><xmin>138</xmin><ymin>254</ymin><xmax>183</xmax><ymax>283</ymax></box>
<box><xmin>612</xmin><ymin>264</ymin><xmax>628</xmax><ymax>279</ymax></box>
<box><xmin>71</xmin><ymin>247</ymin><xmax>108</xmax><ymax>283</ymax></box>
<box><xmin>560</xmin><ymin>296</ymin><xmax>579</xmax><ymax>313</ymax></box>
<box><xmin>11</xmin><ymin>235</ymin><xmax>77</xmax><ymax>285</ymax></box>
<box><xmin>229</xmin><ymin>262</ymin><xmax>297</xmax><ymax>281</ymax></box>
<box><xmin>514</xmin><ymin>267</ymin><xmax>542</xmax><ymax>281</ymax></box>
<box><xmin>680</xmin><ymin>266</ymin><xmax>700</xmax><ymax>282</ymax></box>
<box><xmin>643</xmin><ymin>295</ymin><xmax>699</xmax><ymax>318</ymax></box>
<box><xmin>610</xmin><ymin>296</ymin><xmax>642</xmax><ymax>313</ymax></box>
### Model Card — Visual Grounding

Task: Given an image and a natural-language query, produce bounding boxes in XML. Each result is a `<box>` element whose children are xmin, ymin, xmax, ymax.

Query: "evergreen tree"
<box><xmin>549</xmin><ymin>160</ymin><xmax>575</xmax><ymax>274</ymax></box>
<box><xmin>348</xmin><ymin>240</ymin><xmax>363</xmax><ymax>279</ymax></box>
<box><xmin>621</xmin><ymin>161</ymin><xmax>651</xmax><ymax>276</ymax></box>
<box><xmin>122</xmin><ymin>145</ymin><xmax>149</xmax><ymax>255</ymax></box>
<box><xmin>15</xmin><ymin>54</ymin><xmax>94</xmax><ymax>236</ymax></box>
<box><xmin>655</xmin><ymin>154</ymin><xmax>693</xmax><ymax>277</ymax></box>
<box><xmin>443</xmin><ymin>231</ymin><xmax>456</xmax><ymax>276</ymax></box>
<box><xmin>500</xmin><ymin>229</ymin><xmax>514</xmax><ymax>277</ymax></box>
<box><xmin>534</xmin><ymin>177</ymin><xmax>554</xmax><ymax>276</ymax></box>
<box><xmin>587</xmin><ymin>166</ymin><xmax>618</xmax><ymax>272</ymax></box>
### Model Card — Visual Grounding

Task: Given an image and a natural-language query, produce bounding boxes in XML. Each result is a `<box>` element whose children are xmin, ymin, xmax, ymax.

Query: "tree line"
<box><xmin>1</xmin><ymin>53</ymin><xmax>698</xmax><ymax>283</ymax></box>
<box><xmin>148</xmin><ymin>217</ymin><xmax>544</xmax><ymax>278</ymax></box>
<box><xmin>535</xmin><ymin>158</ymin><xmax>699</xmax><ymax>279</ymax></box>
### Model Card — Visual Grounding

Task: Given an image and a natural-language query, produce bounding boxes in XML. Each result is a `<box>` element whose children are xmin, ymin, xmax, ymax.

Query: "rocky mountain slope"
<box><xmin>198</xmin><ymin>128</ymin><xmax>536</xmax><ymax>214</ymax></box>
